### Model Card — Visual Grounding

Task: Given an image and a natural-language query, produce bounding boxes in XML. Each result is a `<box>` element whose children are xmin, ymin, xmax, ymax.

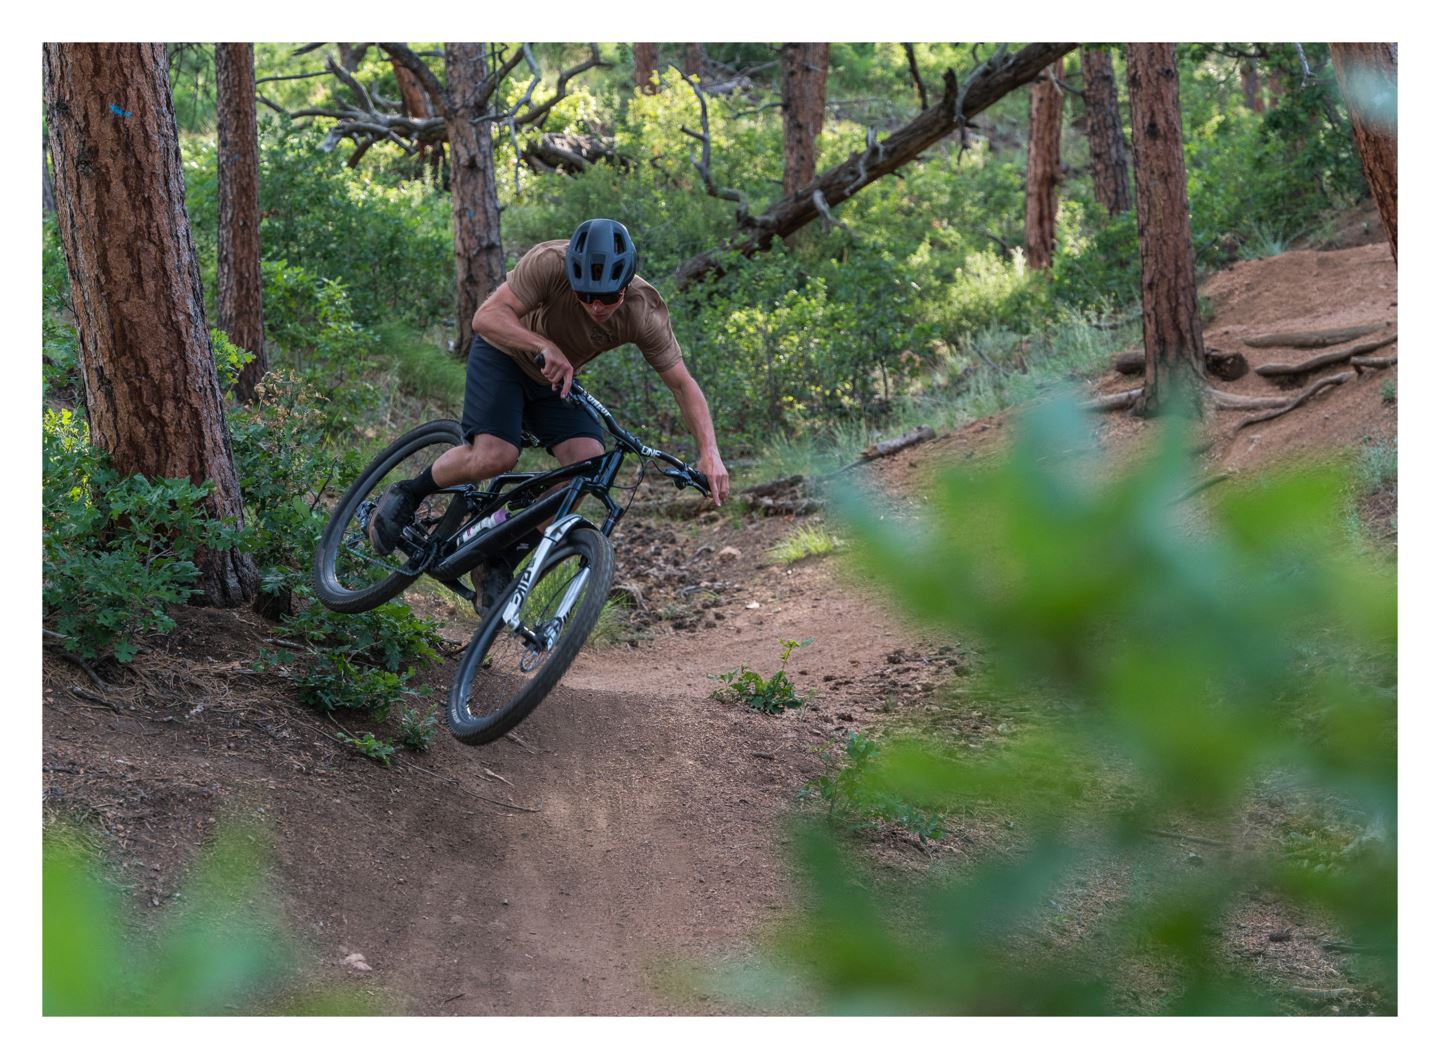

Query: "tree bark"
<box><xmin>443</xmin><ymin>43</ymin><xmax>505</xmax><ymax>355</ymax></box>
<box><xmin>44</xmin><ymin>43</ymin><xmax>257</xmax><ymax>605</ymax></box>
<box><xmin>1330</xmin><ymin>43</ymin><xmax>1398</xmax><ymax>262</ymax></box>
<box><xmin>781</xmin><ymin>43</ymin><xmax>829</xmax><ymax>197</ymax></box>
<box><xmin>684</xmin><ymin>43</ymin><xmax>706</xmax><ymax>78</ymax></box>
<box><xmin>634</xmin><ymin>43</ymin><xmax>659</xmax><ymax>93</ymax></box>
<box><xmin>675</xmin><ymin>42</ymin><xmax>1078</xmax><ymax>287</ymax></box>
<box><xmin>43</xmin><ymin>124</ymin><xmax>57</xmax><ymax>214</ymax></box>
<box><xmin>1024</xmin><ymin>59</ymin><xmax>1065</xmax><ymax>269</ymax></box>
<box><xmin>1126</xmin><ymin>43</ymin><xmax>1206</xmax><ymax>417</ymax></box>
<box><xmin>215</xmin><ymin>43</ymin><xmax>266</xmax><ymax>402</ymax></box>
<box><xmin>1242</xmin><ymin>59</ymin><xmax>1262</xmax><ymax>112</ymax></box>
<box><xmin>1081</xmin><ymin>47</ymin><xmax>1132</xmax><ymax>217</ymax></box>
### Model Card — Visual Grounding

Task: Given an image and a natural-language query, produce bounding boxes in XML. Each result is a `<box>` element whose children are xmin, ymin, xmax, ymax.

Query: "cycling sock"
<box><xmin>400</xmin><ymin>465</ymin><xmax>438</xmax><ymax>501</ymax></box>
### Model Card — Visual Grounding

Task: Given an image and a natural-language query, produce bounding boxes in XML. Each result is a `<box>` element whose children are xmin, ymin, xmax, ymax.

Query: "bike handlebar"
<box><xmin>532</xmin><ymin>352</ymin><xmax>710</xmax><ymax>498</ymax></box>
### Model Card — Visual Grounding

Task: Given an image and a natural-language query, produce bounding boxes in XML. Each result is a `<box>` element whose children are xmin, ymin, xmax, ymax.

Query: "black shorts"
<box><xmin>460</xmin><ymin>336</ymin><xmax>604</xmax><ymax>454</ymax></box>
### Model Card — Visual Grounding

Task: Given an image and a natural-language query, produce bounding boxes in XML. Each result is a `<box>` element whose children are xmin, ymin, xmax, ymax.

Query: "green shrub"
<box><xmin>766</xmin><ymin>400</ymin><xmax>1397</xmax><ymax>1013</ymax></box>
<box><xmin>42</xmin><ymin>409</ymin><xmax>235</xmax><ymax>662</ymax></box>
<box><xmin>396</xmin><ymin>707</ymin><xmax>440</xmax><ymax>752</ymax></box>
<box><xmin>808</xmin><ymin>732</ymin><xmax>945</xmax><ymax>842</ymax></box>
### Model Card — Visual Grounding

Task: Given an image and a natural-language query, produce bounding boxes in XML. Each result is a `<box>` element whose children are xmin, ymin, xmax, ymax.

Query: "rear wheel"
<box><xmin>447</xmin><ymin>526</ymin><xmax>614</xmax><ymax>745</ymax></box>
<box><xmin>312</xmin><ymin>420</ymin><xmax>467</xmax><ymax>613</ymax></box>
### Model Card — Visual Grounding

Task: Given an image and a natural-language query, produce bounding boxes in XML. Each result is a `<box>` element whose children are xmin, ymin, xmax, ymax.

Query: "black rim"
<box><xmin>454</xmin><ymin>544</ymin><xmax>597</xmax><ymax>727</ymax></box>
<box><xmin>325</xmin><ymin>432</ymin><xmax>462</xmax><ymax>598</ymax></box>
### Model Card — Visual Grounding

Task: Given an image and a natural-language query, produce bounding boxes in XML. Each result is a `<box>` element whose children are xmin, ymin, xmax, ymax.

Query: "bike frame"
<box><xmin>383</xmin><ymin>382</ymin><xmax>706</xmax><ymax>637</ymax></box>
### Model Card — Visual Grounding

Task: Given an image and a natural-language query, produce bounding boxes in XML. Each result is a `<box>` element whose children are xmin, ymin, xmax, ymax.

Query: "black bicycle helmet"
<box><xmin>566</xmin><ymin>218</ymin><xmax>638</xmax><ymax>296</ymax></box>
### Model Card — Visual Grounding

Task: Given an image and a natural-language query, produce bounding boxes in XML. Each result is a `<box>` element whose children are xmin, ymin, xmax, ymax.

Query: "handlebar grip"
<box><xmin>691</xmin><ymin>469</ymin><xmax>711</xmax><ymax>495</ymax></box>
<box><xmin>533</xmin><ymin>352</ymin><xmax>546</xmax><ymax>368</ymax></box>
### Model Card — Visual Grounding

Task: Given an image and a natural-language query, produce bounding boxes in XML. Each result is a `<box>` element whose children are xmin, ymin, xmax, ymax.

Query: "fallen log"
<box><xmin>751</xmin><ymin>496</ymin><xmax>824</xmax><ymax>517</ymax></box>
<box><xmin>1254</xmin><ymin>334</ymin><xmax>1396</xmax><ymax>378</ymax></box>
<box><xmin>1243</xmin><ymin>319</ymin><xmax>1393</xmax><ymax>349</ymax></box>
<box><xmin>1112</xmin><ymin>348</ymin><xmax>1249</xmax><ymax>380</ymax></box>
<box><xmin>855</xmin><ymin>425</ymin><xmax>935</xmax><ymax>463</ymax></box>
<box><xmin>1234</xmin><ymin>371</ymin><xmax>1351</xmax><ymax>432</ymax></box>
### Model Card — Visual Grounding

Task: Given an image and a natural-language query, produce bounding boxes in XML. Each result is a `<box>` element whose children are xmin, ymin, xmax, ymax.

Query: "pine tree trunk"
<box><xmin>215</xmin><ymin>42</ymin><xmax>266</xmax><ymax>402</ymax></box>
<box><xmin>1330</xmin><ymin>43</ymin><xmax>1398</xmax><ymax>262</ymax></box>
<box><xmin>684</xmin><ymin>43</ymin><xmax>706</xmax><ymax>78</ymax></box>
<box><xmin>444</xmin><ymin>43</ymin><xmax>505</xmax><ymax>356</ymax></box>
<box><xmin>1024</xmin><ymin>59</ymin><xmax>1065</xmax><ymax>270</ymax></box>
<box><xmin>44</xmin><ymin>43</ymin><xmax>257</xmax><ymax>605</ymax></box>
<box><xmin>43</xmin><ymin>125</ymin><xmax>56</xmax><ymax>214</ymax></box>
<box><xmin>1081</xmin><ymin>47</ymin><xmax>1132</xmax><ymax>217</ymax></box>
<box><xmin>1242</xmin><ymin>59</ymin><xmax>1262</xmax><ymax>112</ymax></box>
<box><xmin>634</xmin><ymin>43</ymin><xmax>659</xmax><ymax>93</ymax></box>
<box><xmin>1126</xmin><ymin>43</ymin><xmax>1206</xmax><ymax>417</ymax></box>
<box><xmin>781</xmin><ymin>43</ymin><xmax>829</xmax><ymax>197</ymax></box>
<box><xmin>391</xmin><ymin>54</ymin><xmax>437</xmax><ymax>169</ymax></box>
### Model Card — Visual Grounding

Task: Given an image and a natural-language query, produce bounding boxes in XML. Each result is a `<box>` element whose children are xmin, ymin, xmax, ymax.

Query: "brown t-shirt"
<box><xmin>496</xmin><ymin>239</ymin><xmax>683</xmax><ymax>385</ymax></box>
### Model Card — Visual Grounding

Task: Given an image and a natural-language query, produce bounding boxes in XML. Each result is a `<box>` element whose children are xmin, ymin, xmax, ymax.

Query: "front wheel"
<box><xmin>312</xmin><ymin>420</ymin><xmax>466</xmax><ymax>613</ymax></box>
<box><xmin>447</xmin><ymin>526</ymin><xmax>614</xmax><ymax>745</ymax></box>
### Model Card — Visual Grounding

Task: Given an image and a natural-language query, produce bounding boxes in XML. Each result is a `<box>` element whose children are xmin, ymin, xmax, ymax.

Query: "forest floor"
<box><xmin>41</xmin><ymin>237</ymin><xmax>1398</xmax><ymax>1015</ymax></box>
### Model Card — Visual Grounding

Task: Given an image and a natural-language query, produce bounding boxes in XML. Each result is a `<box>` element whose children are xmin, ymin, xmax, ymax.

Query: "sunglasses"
<box><xmin>576</xmin><ymin>288</ymin><xmax>626</xmax><ymax>306</ymax></box>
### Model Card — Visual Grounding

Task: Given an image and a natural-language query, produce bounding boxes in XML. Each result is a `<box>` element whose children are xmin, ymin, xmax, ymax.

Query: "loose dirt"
<box><xmin>41</xmin><ymin>239</ymin><xmax>1397</xmax><ymax>1014</ymax></box>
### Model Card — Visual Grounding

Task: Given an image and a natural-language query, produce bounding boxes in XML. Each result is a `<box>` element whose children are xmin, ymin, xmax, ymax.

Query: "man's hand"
<box><xmin>697</xmin><ymin>450</ymin><xmax>730</xmax><ymax>507</ymax></box>
<box><xmin>535</xmin><ymin>346</ymin><xmax>575</xmax><ymax>399</ymax></box>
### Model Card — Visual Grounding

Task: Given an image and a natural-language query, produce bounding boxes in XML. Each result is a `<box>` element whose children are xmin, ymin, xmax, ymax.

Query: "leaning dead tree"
<box><xmin>674</xmin><ymin>42</ymin><xmax>1078</xmax><ymax>288</ymax></box>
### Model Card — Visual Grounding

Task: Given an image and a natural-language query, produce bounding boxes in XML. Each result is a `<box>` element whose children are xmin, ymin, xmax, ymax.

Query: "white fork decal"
<box><xmin>501</xmin><ymin>515</ymin><xmax>589</xmax><ymax>632</ymax></box>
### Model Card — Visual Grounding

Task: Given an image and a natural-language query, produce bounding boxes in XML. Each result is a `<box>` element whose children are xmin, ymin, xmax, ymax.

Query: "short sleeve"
<box><xmin>505</xmin><ymin>244</ymin><xmax>561</xmax><ymax>310</ymax></box>
<box><xmin>635</xmin><ymin>298</ymin><xmax>683</xmax><ymax>373</ymax></box>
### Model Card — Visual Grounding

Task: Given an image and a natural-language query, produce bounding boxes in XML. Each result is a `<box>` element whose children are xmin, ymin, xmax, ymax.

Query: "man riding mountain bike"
<box><xmin>367</xmin><ymin>217</ymin><xmax>731</xmax><ymax>609</ymax></box>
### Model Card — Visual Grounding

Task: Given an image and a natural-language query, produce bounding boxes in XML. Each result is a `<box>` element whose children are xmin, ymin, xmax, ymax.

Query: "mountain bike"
<box><xmin>311</xmin><ymin>369</ymin><xmax>710</xmax><ymax>745</ymax></box>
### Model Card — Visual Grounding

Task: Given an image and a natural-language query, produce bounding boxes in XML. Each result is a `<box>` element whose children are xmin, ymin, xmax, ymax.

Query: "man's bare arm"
<box><xmin>473</xmin><ymin>283</ymin><xmax>575</xmax><ymax>395</ymax></box>
<box><xmin>657</xmin><ymin>360</ymin><xmax>730</xmax><ymax>505</ymax></box>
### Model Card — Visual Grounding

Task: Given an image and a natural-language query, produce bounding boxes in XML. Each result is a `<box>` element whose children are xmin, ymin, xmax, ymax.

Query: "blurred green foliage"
<box><xmin>743</xmin><ymin>400</ymin><xmax>1397</xmax><ymax>1014</ymax></box>
<box><xmin>44</xmin><ymin>822</ymin><xmax>376</xmax><ymax>1014</ymax></box>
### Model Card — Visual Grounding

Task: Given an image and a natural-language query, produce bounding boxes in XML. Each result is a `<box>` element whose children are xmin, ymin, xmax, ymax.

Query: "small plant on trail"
<box><xmin>711</xmin><ymin>638</ymin><xmax>814</xmax><ymax>714</ymax></box>
<box><xmin>807</xmin><ymin>732</ymin><xmax>945</xmax><ymax>842</ymax></box>
<box><xmin>336</xmin><ymin>730</ymin><xmax>396</xmax><ymax>767</ymax></box>
<box><xmin>768</xmin><ymin>524</ymin><xmax>845</xmax><ymax>565</ymax></box>
<box><xmin>396</xmin><ymin>707</ymin><xmax>440</xmax><ymax>752</ymax></box>
<box><xmin>1379</xmin><ymin>379</ymin><xmax>1396</xmax><ymax>405</ymax></box>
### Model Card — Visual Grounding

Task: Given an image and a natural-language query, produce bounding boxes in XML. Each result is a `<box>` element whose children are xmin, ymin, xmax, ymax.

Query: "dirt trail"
<box><xmin>41</xmin><ymin>239</ymin><xmax>1397</xmax><ymax>1014</ymax></box>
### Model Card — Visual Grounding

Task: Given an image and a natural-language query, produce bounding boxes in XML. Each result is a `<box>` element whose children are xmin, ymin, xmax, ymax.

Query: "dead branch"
<box><xmin>513</xmin><ymin>44</ymin><xmax>605</xmax><ymax>128</ymax></box>
<box><xmin>1172</xmin><ymin>472</ymin><xmax>1233</xmax><ymax>504</ymax></box>
<box><xmin>822</xmin><ymin>426</ymin><xmax>937</xmax><ymax>478</ymax></box>
<box><xmin>1254</xmin><ymin>334</ymin><xmax>1396</xmax><ymax>377</ymax></box>
<box><xmin>673</xmin><ymin>63</ymin><xmax>752</xmax><ymax>223</ymax></box>
<box><xmin>1234</xmin><ymin>371</ymin><xmax>1351</xmax><ymax>432</ymax></box>
<box><xmin>1243</xmin><ymin>319</ymin><xmax>1392</xmax><ymax>349</ymax></box>
<box><xmin>377</xmin><ymin>42</ymin><xmax>446</xmax><ymax>112</ymax></box>
<box><xmin>675</xmin><ymin>42</ymin><xmax>1077</xmax><ymax>287</ymax></box>
<box><xmin>903</xmin><ymin>43</ymin><xmax>929</xmax><ymax>109</ymax></box>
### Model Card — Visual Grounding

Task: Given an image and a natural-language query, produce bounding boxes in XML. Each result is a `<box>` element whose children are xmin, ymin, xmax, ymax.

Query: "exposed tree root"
<box><xmin>1234</xmin><ymin>371</ymin><xmax>1351</xmax><ymax>432</ymax></box>
<box><xmin>1112</xmin><ymin>349</ymin><xmax>1249</xmax><ymax>380</ymax></box>
<box><xmin>1243</xmin><ymin>319</ymin><xmax>1392</xmax><ymax>349</ymax></box>
<box><xmin>1352</xmin><ymin>354</ymin><xmax>1398</xmax><ymax>371</ymax></box>
<box><xmin>1254</xmin><ymin>333</ymin><xmax>1396</xmax><ymax>378</ymax></box>
<box><xmin>1205</xmin><ymin>387</ymin><xmax>1291</xmax><ymax>410</ymax></box>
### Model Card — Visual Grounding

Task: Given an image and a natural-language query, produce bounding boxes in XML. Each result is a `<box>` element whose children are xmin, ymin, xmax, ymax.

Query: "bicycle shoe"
<box><xmin>472</xmin><ymin>559</ymin><xmax>516</xmax><ymax>615</ymax></box>
<box><xmin>367</xmin><ymin>483</ymin><xmax>420</xmax><ymax>554</ymax></box>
